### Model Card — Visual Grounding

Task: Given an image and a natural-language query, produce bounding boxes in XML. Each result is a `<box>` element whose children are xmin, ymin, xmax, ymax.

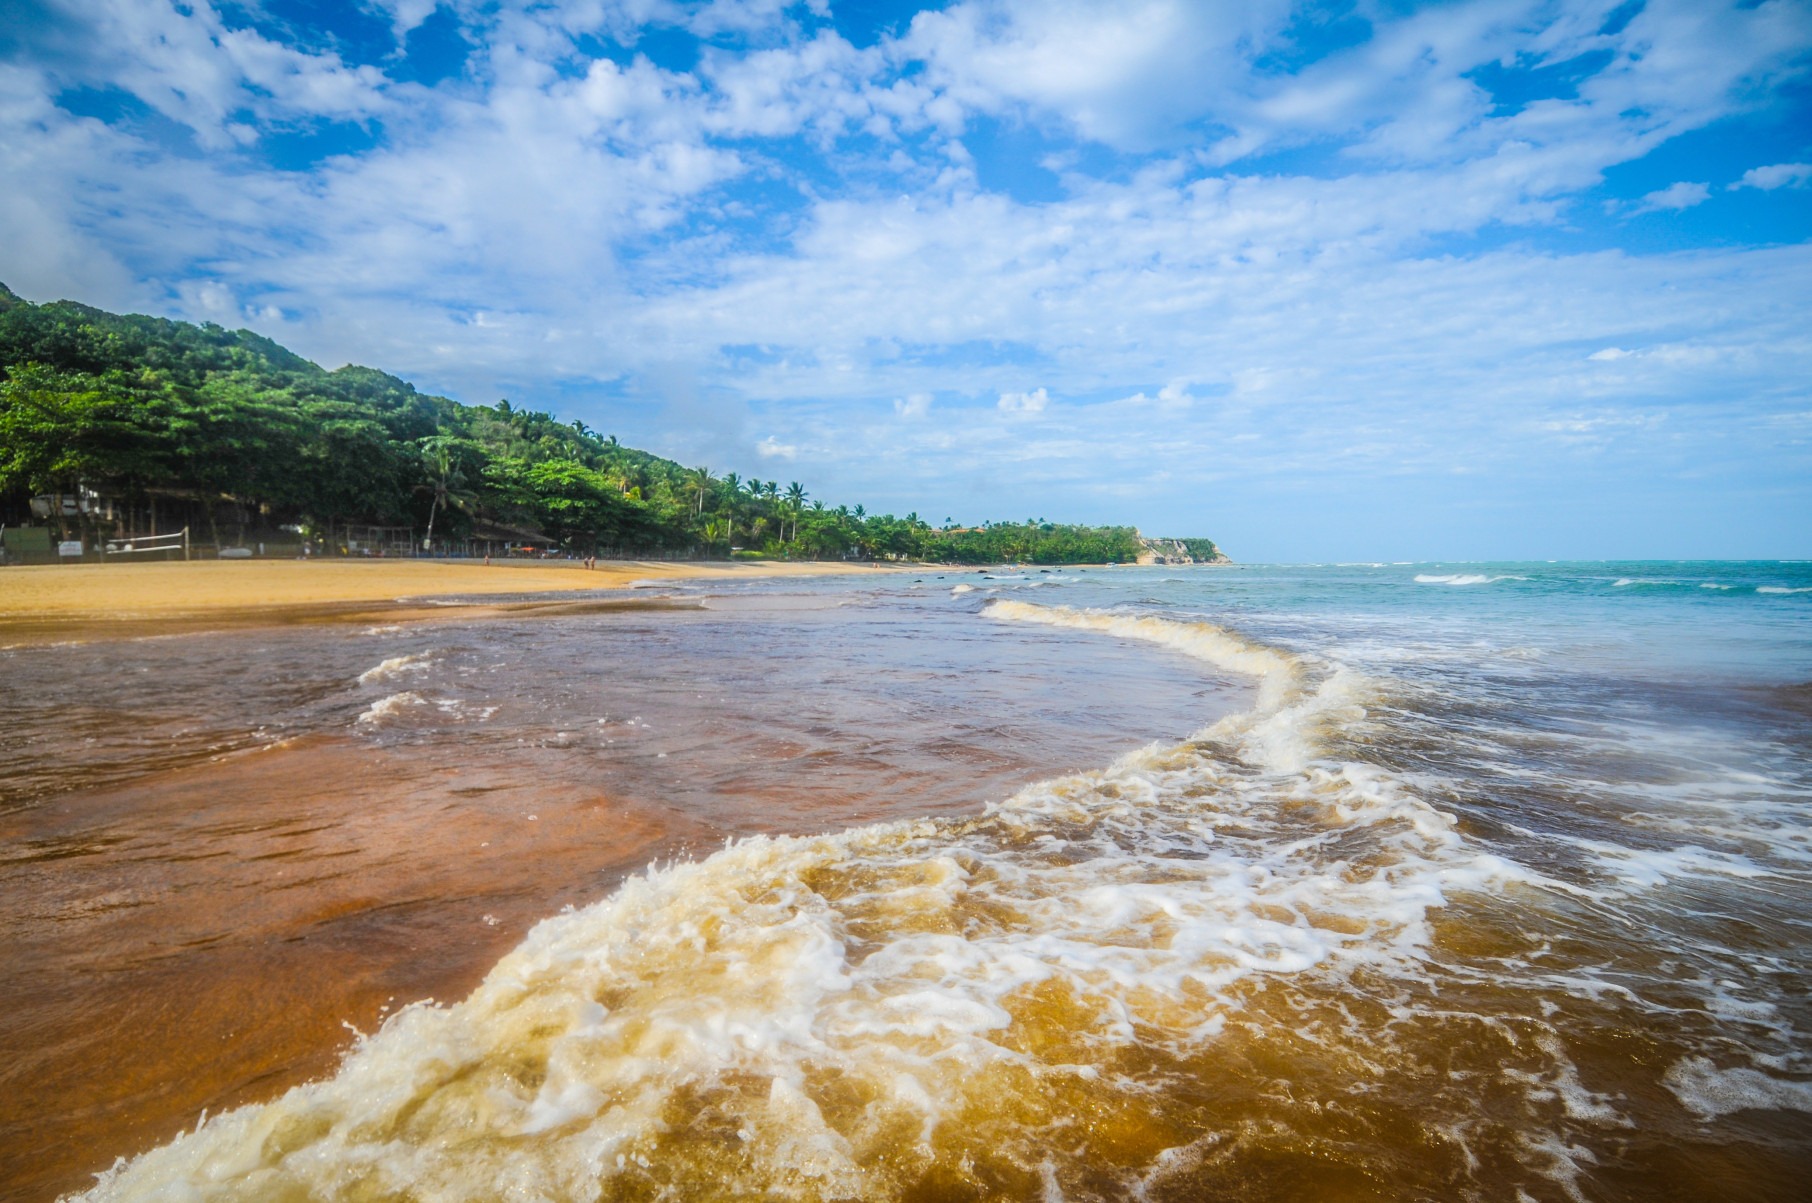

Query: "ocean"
<box><xmin>6</xmin><ymin>561</ymin><xmax>1810</xmax><ymax>1201</ymax></box>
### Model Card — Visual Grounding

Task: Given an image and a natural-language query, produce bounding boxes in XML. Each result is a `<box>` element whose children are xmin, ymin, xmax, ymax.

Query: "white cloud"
<box><xmin>997</xmin><ymin>387</ymin><xmax>1049</xmax><ymax>415</ymax></box>
<box><xmin>367</xmin><ymin>0</ymin><xmax>441</xmax><ymax>40</ymax></box>
<box><xmin>1632</xmin><ymin>181</ymin><xmax>1712</xmax><ymax>213</ymax></box>
<box><xmin>1732</xmin><ymin>162</ymin><xmax>1812</xmax><ymax>191</ymax></box>
<box><xmin>898</xmin><ymin>0</ymin><xmax>1292</xmax><ymax>150</ymax></box>
<box><xmin>58</xmin><ymin>0</ymin><xmax>391</xmax><ymax>149</ymax></box>
<box><xmin>1</xmin><ymin>0</ymin><xmax>1809</xmax><ymax>556</ymax></box>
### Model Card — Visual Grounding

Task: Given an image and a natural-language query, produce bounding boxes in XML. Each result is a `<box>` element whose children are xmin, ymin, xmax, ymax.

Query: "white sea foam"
<box><xmin>358</xmin><ymin>652</ymin><xmax>435</xmax><ymax>685</ymax></box>
<box><xmin>432</xmin><ymin>698</ymin><xmax>499</xmax><ymax>722</ymax></box>
<box><xmin>1414</xmin><ymin>573</ymin><xmax>1521</xmax><ymax>586</ymax></box>
<box><xmin>355</xmin><ymin>691</ymin><xmax>429</xmax><ymax>724</ymax></box>
<box><xmin>70</xmin><ymin>601</ymin><xmax>1594</xmax><ymax>1201</ymax></box>
<box><xmin>1664</xmin><ymin>1057</ymin><xmax>1812</xmax><ymax>1119</ymax></box>
<box><xmin>1566</xmin><ymin>839</ymin><xmax>1776</xmax><ymax>893</ymax></box>
<box><xmin>950</xmin><ymin>583</ymin><xmax>976</xmax><ymax>594</ymax></box>
<box><xmin>1757</xmin><ymin>586</ymin><xmax>1812</xmax><ymax>595</ymax></box>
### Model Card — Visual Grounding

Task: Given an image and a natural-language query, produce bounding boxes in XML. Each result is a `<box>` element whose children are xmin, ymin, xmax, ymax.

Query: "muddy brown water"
<box><xmin>0</xmin><ymin>584</ymin><xmax>1245</xmax><ymax>1202</ymax></box>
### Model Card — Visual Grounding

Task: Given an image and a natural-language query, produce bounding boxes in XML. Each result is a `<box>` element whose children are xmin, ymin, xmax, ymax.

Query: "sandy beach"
<box><xmin>0</xmin><ymin>558</ymin><xmax>895</xmax><ymax>642</ymax></box>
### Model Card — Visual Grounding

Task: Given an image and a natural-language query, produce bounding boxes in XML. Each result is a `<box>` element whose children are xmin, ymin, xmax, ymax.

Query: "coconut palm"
<box><xmin>687</xmin><ymin>465</ymin><xmax>713</xmax><ymax>515</ymax></box>
<box><xmin>785</xmin><ymin>481</ymin><xmax>806</xmax><ymax>541</ymax></box>
<box><xmin>414</xmin><ymin>439</ymin><xmax>477</xmax><ymax>554</ymax></box>
<box><xmin>718</xmin><ymin>471</ymin><xmax>742</xmax><ymax>545</ymax></box>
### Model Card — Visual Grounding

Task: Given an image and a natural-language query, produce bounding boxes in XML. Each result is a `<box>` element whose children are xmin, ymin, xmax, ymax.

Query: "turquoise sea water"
<box><xmin>49</xmin><ymin>559</ymin><xmax>1812</xmax><ymax>1201</ymax></box>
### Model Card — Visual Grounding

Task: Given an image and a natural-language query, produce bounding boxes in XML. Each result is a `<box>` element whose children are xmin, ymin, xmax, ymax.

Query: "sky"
<box><xmin>1</xmin><ymin>0</ymin><xmax>1809</xmax><ymax>561</ymax></box>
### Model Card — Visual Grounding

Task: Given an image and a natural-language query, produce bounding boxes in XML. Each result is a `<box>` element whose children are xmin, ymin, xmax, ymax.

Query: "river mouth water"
<box><xmin>6</xmin><ymin>565</ymin><xmax>1811</xmax><ymax>1203</ymax></box>
<box><xmin>0</xmin><ymin>581</ymin><xmax>1246</xmax><ymax>1203</ymax></box>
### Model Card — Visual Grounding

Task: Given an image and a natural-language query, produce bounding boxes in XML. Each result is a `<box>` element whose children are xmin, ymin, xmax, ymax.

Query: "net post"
<box><xmin>182</xmin><ymin>526</ymin><xmax>190</xmax><ymax>562</ymax></box>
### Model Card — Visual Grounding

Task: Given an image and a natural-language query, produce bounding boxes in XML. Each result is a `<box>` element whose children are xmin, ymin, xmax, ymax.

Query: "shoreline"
<box><xmin>0</xmin><ymin>571</ymin><xmax>1250</xmax><ymax>1202</ymax></box>
<box><xmin>0</xmin><ymin>558</ymin><xmax>905</xmax><ymax>644</ymax></box>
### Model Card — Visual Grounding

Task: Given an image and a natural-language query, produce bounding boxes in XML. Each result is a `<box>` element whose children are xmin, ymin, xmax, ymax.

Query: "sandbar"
<box><xmin>0</xmin><ymin>558</ymin><xmax>896</xmax><ymax>643</ymax></box>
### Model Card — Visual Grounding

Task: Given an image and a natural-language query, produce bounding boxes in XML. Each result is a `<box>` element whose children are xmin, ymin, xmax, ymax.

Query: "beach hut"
<box><xmin>463</xmin><ymin>520</ymin><xmax>555</xmax><ymax>559</ymax></box>
<box><xmin>342</xmin><ymin>524</ymin><xmax>417</xmax><ymax>557</ymax></box>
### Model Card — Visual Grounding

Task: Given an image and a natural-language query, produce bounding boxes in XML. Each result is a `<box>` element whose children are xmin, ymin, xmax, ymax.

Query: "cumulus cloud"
<box><xmin>1632</xmin><ymin>181</ymin><xmax>1712</xmax><ymax>213</ymax></box>
<box><xmin>1732</xmin><ymin>162</ymin><xmax>1812</xmax><ymax>191</ymax></box>
<box><xmin>997</xmin><ymin>387</ymin><xmax>1049</xmax><ymax>415</ymax></box>
<box><xmin>0</xmin><ymin>0</ymin><xmax>1808</xmax><ymax>555</ymax></box>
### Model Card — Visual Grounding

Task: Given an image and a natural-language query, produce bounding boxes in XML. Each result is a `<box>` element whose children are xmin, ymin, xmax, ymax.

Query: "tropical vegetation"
<box><xmin>0</xmin><ymin>284</ymin><xmax>1206</xmax><ymax>565</ymax></box>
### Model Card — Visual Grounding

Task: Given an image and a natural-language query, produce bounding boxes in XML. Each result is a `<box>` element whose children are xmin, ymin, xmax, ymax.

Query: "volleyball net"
<box><xmin>104</xmin><ymin>527</ymin><xmax>189</xmax><ymax>559</ymax></box>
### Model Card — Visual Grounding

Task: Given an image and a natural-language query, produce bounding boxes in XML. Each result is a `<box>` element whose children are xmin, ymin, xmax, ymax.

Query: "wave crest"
<box><xmin>75</xmin><ymin>602</ymin><xmax>1566</xmax><ymax>1202</ymax></box>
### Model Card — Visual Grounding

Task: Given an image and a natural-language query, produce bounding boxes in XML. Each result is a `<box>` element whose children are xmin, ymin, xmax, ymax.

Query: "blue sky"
<box><xmin>1</xmin><ymin>0</ymin><xmax>1808</xmax><ymax>560</ymax></box>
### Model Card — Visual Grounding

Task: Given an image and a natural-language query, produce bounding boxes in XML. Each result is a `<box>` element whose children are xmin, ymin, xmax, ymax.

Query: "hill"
<box><xmin>0</xmin><ymin>286</ymin><xmax>1215</xmax><ymax>565</ymax></box>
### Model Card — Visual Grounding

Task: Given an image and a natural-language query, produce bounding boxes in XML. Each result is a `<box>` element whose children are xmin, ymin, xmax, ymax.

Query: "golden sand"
<box><xmin>0</xmin><ymin>557</ymin><xmax>890</xmax><ymax>635</ymax></box>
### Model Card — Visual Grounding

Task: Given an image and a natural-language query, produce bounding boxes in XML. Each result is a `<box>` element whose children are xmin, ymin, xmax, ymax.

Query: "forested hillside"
<box><xmin>0</xmin><ymin>284</ymin><xmax>1201</xmax><ymax>564</ymax></box>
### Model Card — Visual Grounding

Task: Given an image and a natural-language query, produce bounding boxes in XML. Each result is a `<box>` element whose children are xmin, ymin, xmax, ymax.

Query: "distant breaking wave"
<box><xmin>1413</xmin><ymin>573</ymin><xmax>1524</xmax><ymax>586</ymax></box>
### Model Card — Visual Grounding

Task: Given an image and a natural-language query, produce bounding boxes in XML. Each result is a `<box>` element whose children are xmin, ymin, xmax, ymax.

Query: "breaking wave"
<box><xmin>1414</xmin><ymin>573</ymin><xmax>1522</xmax><ymax>586</ymax></box>
<box><xmin>70</xmin><ymin>601</ymin><xmax>1656</xmax><ymax>1202</ymax></box>
<box><xmin>355</xmin><ymin>691</ymin><xmax>429</xmax><ymax>725</ymax></box>
<box><xmin>358</xmin><ymin>652</ymin><xmax>435</xmax><ymax>685</ymax></box>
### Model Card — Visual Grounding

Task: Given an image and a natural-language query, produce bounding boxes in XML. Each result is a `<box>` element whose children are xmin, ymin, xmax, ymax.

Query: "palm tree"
<box><xmin>785</xmin><ymin>482</ymin><xmax>806</xmax><ymax>541</ymax></box>
<box><xmin>701</xmin><ymin>518</ymin><xmax>726</xmax><ymax>556</ymax></box>
<box><xmin>743</xmin><ymin>478</ymin><xmax>766</xmax><ymax>543</ymax></box>
<box><xmin>718</xmin><ymin>471</ymin><xmax>741</xmax><ymax>545</ymax></box>
<box><xmin>414</xmin><ymin>440</ymin><xmax>477</xmax><ymax>554</ymax></box>
<box><xmin>687</xmin><ymin>465</ymin><xmax>713</xmax><ymax>516</ymax></box>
